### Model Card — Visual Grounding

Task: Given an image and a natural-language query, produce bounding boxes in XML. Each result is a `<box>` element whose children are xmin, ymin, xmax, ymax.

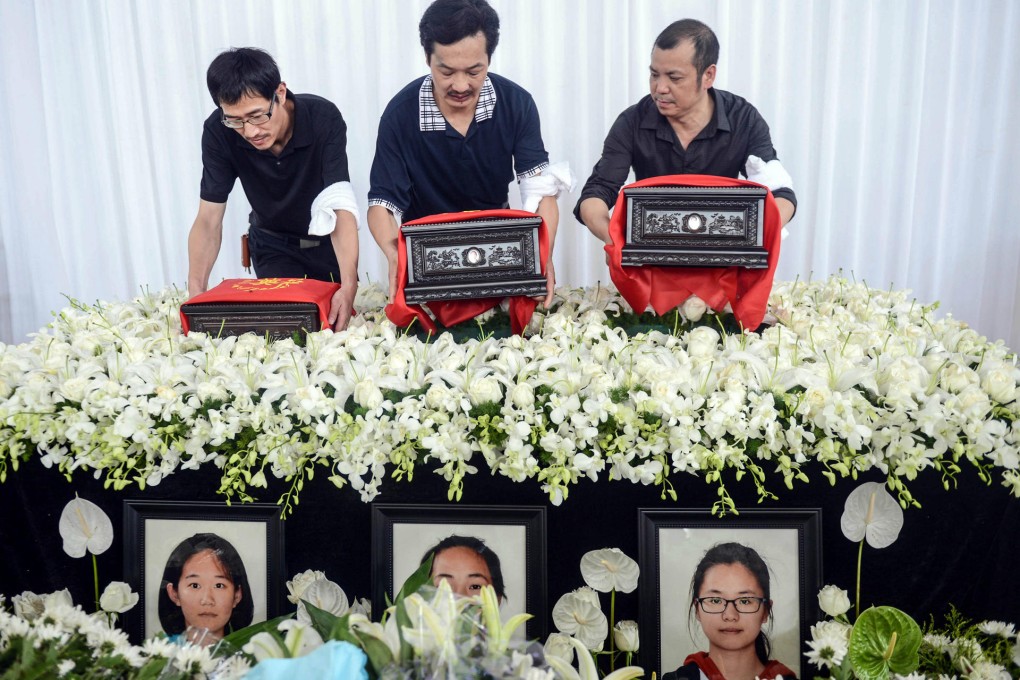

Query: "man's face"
<box><xmin>649</xmin><ymin>40</ymin><xmax>715</xmax><ymax>121</ymax></box>
<box><xmin>427</xmin><ymin>31</ymin><xmax>489</xmax><ymax>114</ymax></box>
<box><xmin>220</xmin><ymin>83</ymin><xmax>287</xmax><ymax>151</ymax></box>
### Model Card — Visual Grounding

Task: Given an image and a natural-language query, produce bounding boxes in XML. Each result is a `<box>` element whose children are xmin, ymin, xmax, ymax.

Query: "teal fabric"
<box><xmin>245</xmin><ymin>640</ymin><xmax>369</xmax><ymax>680</ymax></box>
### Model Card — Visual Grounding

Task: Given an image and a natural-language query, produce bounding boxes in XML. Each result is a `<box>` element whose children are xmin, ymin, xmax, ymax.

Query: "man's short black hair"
<box><xmin>419</xmin><ymin>0</ymin><xmax>500</xmax><ymax>60</ymax></box>
<box><xmin>206</xmin><ymin>47</ymin><xmax>280</xmax><ymax>107</ymax></box>
<box><xmin>654</xmin><ymin>19</ymin><xmax>720</xmax><ymax>84</ymax></box>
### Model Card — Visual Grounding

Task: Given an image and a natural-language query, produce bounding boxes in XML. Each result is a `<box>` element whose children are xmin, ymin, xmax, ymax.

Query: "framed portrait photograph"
<box><xmin>122</xmin><ymin>500</ymin><xmax>285</xmax><ymax>642</ymax></box>
<box><xmin>638</xmin><ymin>509</ymin><xmax>822</xmax><ymax>678</ymax></box>
<box><xmin>371</xmin><ymin>504</ymin><xmax>547</xmax><ymax>640</ymax></box>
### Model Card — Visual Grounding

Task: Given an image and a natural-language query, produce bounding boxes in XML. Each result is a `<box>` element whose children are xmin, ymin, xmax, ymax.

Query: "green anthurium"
<box><xmin>219</xmin><ymin>613</ymin><xmax>293</xmax><ymax>652</ymax></box>
<box><xmin>847</xmin><ymin>606</ymin><xmax>921</xmax><ymax>679</ymax></box>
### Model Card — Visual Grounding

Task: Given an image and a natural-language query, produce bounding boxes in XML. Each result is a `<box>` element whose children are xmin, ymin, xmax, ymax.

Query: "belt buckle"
<box><xmin>299</xmin><ymin>238</ymin><xmax>320</xmax><ymax>249</ymax></box>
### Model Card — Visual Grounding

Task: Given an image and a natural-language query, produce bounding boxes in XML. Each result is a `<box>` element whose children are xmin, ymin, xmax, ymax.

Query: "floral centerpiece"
<box><xmin>1</xmin><ymin>276</ymin><xmax>1018</xmax><ymax>515</ymax></box>
<box><xmin>805</xmin><ymin>482</ymin><xmax>1020</xmax><ymax>680</ymax></box>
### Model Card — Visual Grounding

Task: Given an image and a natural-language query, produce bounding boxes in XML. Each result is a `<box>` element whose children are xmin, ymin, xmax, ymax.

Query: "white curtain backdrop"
<box><xmin>1</xmin><ymin>0</ymin><xmax>1018</xmax><ymax>348</ymax></box>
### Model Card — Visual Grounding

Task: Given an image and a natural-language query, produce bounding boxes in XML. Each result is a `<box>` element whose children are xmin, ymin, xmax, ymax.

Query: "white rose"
<box><xmin>99</xmin><ymin>581</ymin><xmax>139</xmax><ymax>613</ymax></box>
<box><xmin>467</xmin><ymin>376</ymin><xmax>503</xmax><ymax>405</ymax></box>
<box><xmin>680</xmin><ymin>295</ymin><xmax>708</xmax><ymax>322</ymax></box>
<box><xmin>613</xmin><ymin>620</ymin><xmax>640</xmax><ymax>652</ymax></box>
<box><xmin>940</xmin><ymin>361</ymin><xmax>978</xmax><ymax>393</ymax></box>
<box><xmin>296</xmin><ymin>579</ymin><xmax>350</xmax><ymax>622</ymax></box>
<box><xmin>12</xmin><ymin>591</ymin><xmax>45</xmax><ymax>621</ymax></box>
<box><xmin>354</xmin><ymin>379</ymin><xmax>384</xmax><ymax>410</ymax></box>
<box><xmin>510</xmin><ymin>382</ymin><xmax>535</xmax><ymax>409</ymax></box>
<box><xmin>43</xmin><ymin>589</ymin><xmax>74</xmax><ymax>610</ymax></box>
<box><xmin>981</xmin><ymin>365</ymin><xmax>1017</xmax><ymax>404</ymax></box>
<box><xmin>425</xmin><ymin>383</ymin><xmax>453</xmax><ymax>409</ymax></box>
<box><xmin>686</xmin><ymin>327</ymin><xmax>720</xmax><ymax>359</ymax></box>
<box><xmin>286</xmin><ymin>569</ymin><xmax>327</xmax><ymax>605</ymax></box>
<box><xmin>543</xmin><ymin>632</ymin><xmax>575</xmax><ymax>665</ymax></box>
<box><xmin>817</xmin><ymin>585</ymin><xmax>851</xmax><ymax>617</ymax></box>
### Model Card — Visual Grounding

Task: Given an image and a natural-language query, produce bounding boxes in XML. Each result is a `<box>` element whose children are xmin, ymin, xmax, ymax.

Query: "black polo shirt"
<box><xmin>574</xmin><ymin>88</ymin><xmax>796</xmax><ymax>222</ymax></box>
<box><xmin>199</xmin><ymin>90</ymin><xmax>350</xmax><ymax>237</ymax></box>
<box><xmin>368</xmin><ymin>73</ymin><xmax>549</xmax><ymax>224</ymax></box>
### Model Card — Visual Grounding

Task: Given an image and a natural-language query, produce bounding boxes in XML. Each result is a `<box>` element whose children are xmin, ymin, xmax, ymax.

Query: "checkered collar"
<box><xmin>419</xmin><ymin>75</ymin><xmax>497</xmax><ymax>132</ymax></box>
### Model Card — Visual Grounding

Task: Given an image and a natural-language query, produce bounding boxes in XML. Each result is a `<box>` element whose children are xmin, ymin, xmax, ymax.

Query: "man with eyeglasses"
<box><xmin>187</xmin><ymin>47</ymin><xmax>360</xmax><ymax>330</ymax></box>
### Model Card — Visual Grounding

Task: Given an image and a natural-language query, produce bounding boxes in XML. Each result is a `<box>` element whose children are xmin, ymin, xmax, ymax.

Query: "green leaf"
<box><xmin>220</xmin><ymin>613</ymin><xmax>293</xmax><ymax>651</ymax></box>
<box><xmin>353</xmin><ymin>630</ymin><xmax>397</xmax><ymax>678</ymax></box>
<box><xmin>848</xmin><ymin>606</ymin><xmax>922</xmax><ymax>679</ymax></box>
<box><xmin>301</xmin><ymin>599</ymin><xmax>343</xmax><ymax>640</ymax></box>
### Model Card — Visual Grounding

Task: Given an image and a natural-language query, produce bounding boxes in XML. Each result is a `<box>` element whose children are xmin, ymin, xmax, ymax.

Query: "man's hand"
<box><xmin>327</xmin><ymin>285</ymin><xmax>357</xmax><ymax>332</ymax></box>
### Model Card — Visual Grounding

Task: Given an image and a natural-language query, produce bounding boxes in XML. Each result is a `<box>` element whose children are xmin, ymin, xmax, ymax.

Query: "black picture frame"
<box><xmin>638</xmin><ymin>508</ymin><xmax>822</xmax><ymax>678</ymax></box>
<box><xmin>371</xmin><ymin>504</ymin><xmax>547</xmax><ymax>640</ymax></box>
<box><xmin>122</xmin><ymin>500</ymin><xmax>285</xmax><ymax>642</ymax></box>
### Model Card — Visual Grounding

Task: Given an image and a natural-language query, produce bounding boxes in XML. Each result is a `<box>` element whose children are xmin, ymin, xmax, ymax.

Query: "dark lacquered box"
<box><xmin>179</xmin><ymin>302</ymin><xmax>321</xmax><ymax>341</ymax></box>
<box><xmin>621</xmin><ymin>185</ymin><xmax>769</xmax><ymax>268</ymax></box>
<box><xmin>180</xmin><ymin>278</ymin><xmax>337</xmax><ymax>341</ymax></box>
<box><xmin>403</xmin><ymin>216</ymin><xmax>546</xmax><ymax>304</ymax></box>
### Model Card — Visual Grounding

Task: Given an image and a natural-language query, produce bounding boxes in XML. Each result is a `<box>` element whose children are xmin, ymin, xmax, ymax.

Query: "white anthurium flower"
<box><xmin>59</xmin><ymin>497</ymin><xmax>113</xmax><ymax>558</ymax></box>
<box><xmin>286</xmin><ymin>569</ymin><xmax>328</xmax><ymax>605</ymax></box>
<box><xmin>551</xmin><ymin>587</ymin><xmax>608</xmax><ymax>650</ymax></box>
<box><xmin>579</xmin><ymin>548</ymin><xmax>640</xmax><ymax>594</ymax></box>
<box><xmin>840</xmin><ymin>481</ymin><xmax>904</xmax><ymax>548</ymax></box>
<box><xmin>99</xmin><ymin>582</ymin><xmax>138</xmax><ymax>613</ymax></box>
<box><xmin>296</xmin><ymin>578</ymin><xmax>350</xmax><ymax>622</ymax></box>
<box><xmin>817</xmin><ymin>585</ymin><xmax>851</xmax><ymax>617</ymax></box>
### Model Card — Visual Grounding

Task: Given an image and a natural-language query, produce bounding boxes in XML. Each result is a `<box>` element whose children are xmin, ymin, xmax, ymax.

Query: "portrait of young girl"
<box><xmin>157</xmin><ymin>533</ymin><xmax>254</xmax><ymax>645</ymax></box>
<box><xmin>662</xmin><ymin>542</ymin><xmax>798</xmax><ymax>680</ymax></box>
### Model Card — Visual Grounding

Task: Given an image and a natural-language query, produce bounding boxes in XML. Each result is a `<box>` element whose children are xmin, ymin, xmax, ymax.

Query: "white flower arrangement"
<box><xmin>1</xmin><ymin>276</ymin><xmax>1018</xmax><ymax>515</ymax></box>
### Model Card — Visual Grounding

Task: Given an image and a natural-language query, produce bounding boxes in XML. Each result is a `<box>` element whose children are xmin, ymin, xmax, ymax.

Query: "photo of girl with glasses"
<box><xmin>662</xmin><ymin>542</ymin><xmax>798</xmax><ymax>680</ymax></box>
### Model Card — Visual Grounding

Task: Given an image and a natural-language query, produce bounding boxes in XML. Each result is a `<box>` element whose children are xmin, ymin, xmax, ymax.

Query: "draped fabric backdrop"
<box><xmin>1</xmin><ymin>0</ymin><xmax>1018</xmax><ymax>348</ymax></box>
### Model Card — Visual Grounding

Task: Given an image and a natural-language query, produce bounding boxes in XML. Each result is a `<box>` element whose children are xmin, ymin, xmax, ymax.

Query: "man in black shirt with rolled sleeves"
<box><xmin>576</xmin><ymin>19</ymin><xmax>797</xmax><ymax>244</ymax></box>
<box><xmin>188</xmin><ymin>47</ymin><xmax>359</xmax><ymax>330</ymax></box>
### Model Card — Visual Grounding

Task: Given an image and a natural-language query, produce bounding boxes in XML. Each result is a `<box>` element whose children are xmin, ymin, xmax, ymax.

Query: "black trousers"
<box><xmin>248</xmin><ymin>226</ymin><xmax>341</xmax><ymax>284</ymax></box>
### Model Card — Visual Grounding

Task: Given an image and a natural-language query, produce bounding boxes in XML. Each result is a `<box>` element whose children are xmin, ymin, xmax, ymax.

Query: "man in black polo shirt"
<box><xmin>576</xmin><ymin>19</ymin><xmax>797</xmax><ymax>244</ymax></box>
<box><xmin>368</xmin><ymin>0</ymin><xmax>569</xmax><ymax>308</ymax></box>
<box><xmin>187</xmin><ymin>48</ymin><xmax>360</xmax><ymax>330</ymax></box>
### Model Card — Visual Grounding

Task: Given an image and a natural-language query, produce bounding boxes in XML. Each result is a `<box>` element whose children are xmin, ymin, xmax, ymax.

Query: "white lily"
<box><xmin>544</xmin><ymin>635</ymin><xmax>644</xmax><ymax>680</ymax></box>
<box><xmin>479</xmin><ymin>583</ymin><xmax>532</xmax><ymax>655</ymax></box>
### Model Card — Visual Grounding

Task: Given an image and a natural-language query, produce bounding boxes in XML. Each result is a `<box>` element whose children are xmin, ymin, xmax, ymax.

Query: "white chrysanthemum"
<box><xmin>976</xmin><ymin>620</ymin><xmax>1016</xmax><ymax>638</ymax></box>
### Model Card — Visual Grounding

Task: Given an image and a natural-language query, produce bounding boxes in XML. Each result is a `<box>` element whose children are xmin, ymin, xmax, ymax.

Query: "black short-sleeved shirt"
<box><xmin>199</xmin><ymin>91</ymin><xmax>350</xmax><ymax>236</ymax></box>
<box><xmin>574</xmin><ymin>88</ymin><xmax>796</xmax><ymax>222</ymax></box>
<box><xmin>368</xmin><ymin>73</ymin><xmax>549</xmax><ymax>224</ymax></box>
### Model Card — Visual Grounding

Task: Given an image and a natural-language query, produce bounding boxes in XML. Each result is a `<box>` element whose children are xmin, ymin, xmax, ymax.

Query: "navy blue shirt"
<box><xmin>368</xmin><ymin>73</ymin><xmax>549</xmax><ymax>223</ymax></box>
<box><xmin>574</xmin><ymin>88</ymin><xmax>796</xmax><ymax>222</ymax></box>
<box><xmin>199</xmin><ymin>91</ymin><xmax>350</xmax><ymax>236</ymax></box>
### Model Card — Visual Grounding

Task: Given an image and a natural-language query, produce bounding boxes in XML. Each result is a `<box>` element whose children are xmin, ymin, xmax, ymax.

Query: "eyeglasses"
<box><xmin>696</xmin><ymin>596</ymin><xmax>767</xmax><ymax>614</ymax></box>
<box><xmin>221</xmin><ymin>94</ymin><xmax>277</xmax><ymax>129</ymax></box>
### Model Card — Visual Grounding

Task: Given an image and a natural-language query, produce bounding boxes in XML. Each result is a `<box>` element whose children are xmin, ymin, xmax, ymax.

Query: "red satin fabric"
<box><xmin>385</xmin><ymin>209</ymin><xmax>550</xmax><ymax>335</ymax></box>
<box><xmin>180</xmin><ymin>278</ymin><xmax>339</xmax><ymax>334</ymax></box>
<box><xmin>606</xmin><ymin>175</ymin><xmax>781</xmax><ymax>330</ymax></box>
